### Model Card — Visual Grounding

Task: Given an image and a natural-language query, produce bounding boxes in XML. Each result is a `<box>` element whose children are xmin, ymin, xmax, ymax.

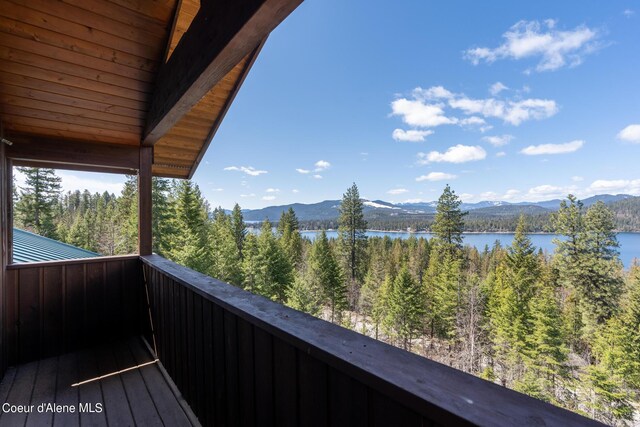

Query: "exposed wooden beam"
<box><xmin>143</xmin><ymin>0</ymin><xmax>302</xmax><ymax>145</ymax></box>
<box><xmin>12</xmin><ymin>160</ymin><xmax>135</xmax><ymax>176</ymax></box>
<box><xmin>6</xmin><ymin>136</ymin><xmax>140</xmax><ymax>171</ymax></box>
<box><xmin>188</xmin><ymin>40</ymin><xmax>265</xmax><ymax>178</ymax></box>
<box><xmin>138</xmin><ymin>146</ymin><xmax>152</xmax><ymax>256</ymax></box>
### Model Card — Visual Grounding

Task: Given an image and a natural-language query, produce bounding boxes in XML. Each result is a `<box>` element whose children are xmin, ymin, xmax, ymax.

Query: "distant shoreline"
<box><xmin>296</xmin><ymin>229</ymin><xmax>640</xmax><ymax>235</ymax></box>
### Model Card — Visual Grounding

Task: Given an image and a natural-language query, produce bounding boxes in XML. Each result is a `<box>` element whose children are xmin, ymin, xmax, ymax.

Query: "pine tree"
<box><xmin>115</xmin><ymin>176</ymin><xmax>138</xmax><ymax>254</ymax></box>
<box><xmin>487</xmin><ymin>219</ymin><xmax>540</xmax><ymax>387</ymax></box>
<box><xmin>553</xmin><ymin>197</ymin><xmax>624</xmax><ymax>342</ymax></box>
<box><xmin>210</xmin><ymin>208</ymin><xmax>243</xmax><ymax>286</ymax></box>
<box><xmin>338</xmin><ymin>183</ymin><xmax>368</xmax><ymax>306</ymax></box>
<box><xmin>15</xmin><ymin>167</ymin><xmax>62</xmax><ymax>238</ymax></box>
<box><xmin>309</xmin><ymin>230</ymin><xmax>346</xmax><ymax>323</ymax></box>
<box><xmin>287</xmin><ymin>273</ymin><xmax>323</xmax><ymax>317</ymax></box>
<box><xmin>386</xmin><ymin>266</ymin><xmax>425</xmax><ymax>350</ymax></box>
<box><xmin>429</xmin><ymin>248</ymin><xmax>461</xmax><ymax>341</ymax></box>
<box><xmin>167</xmin><ymin>180</ymin><xmax>211</xmax><ymax>273</ymax></box>
<box><xmin>231</xmin><ymin>203</ymin><xmax>247</xmax><ymax>259</ymax></box>
<box><xmin>254</xmin><ymin>219</ymin><xmax>293</xmax><ymax>302</ymax></box>
<box><xmin>278</xmin><ymin>207</ymin><xmax>303</xmax><ymax>268</ymax></box>
<box><xmin>505</xmin><ymin>215</ymin><xmax>539</xmax><ymax>313</ymax></box>
<box><xmin>517</xmin><ymin>285</ymin><xmax>568</xmax><ymax>403</ymax></box>
<box><xmin>488</xmin><ymin>263</ymin><xmax>526</xmax><ymax>387</ymax></box>
<box><xmin>359</xmin><ymin>245</ymin><xmax>387</xmax><ymax>334</ymax></box>
<box><xmin>431</xmin><ymin>184</ymin><xmax>467</xmax><ymax>253</ymax></box>
<box><xmin>581</xmin><ymin>365</ymin><xmax>634</xmax><ymax>425</ymax></box>
<box><xmin>242</xmin><ymin>233</ymin><xmax>260</xmax><ymax>292</ymax></box>
<box><xmin>152</xmin><ymin>177</ymin><xmax>173</xmax><ymax>256</ymax></box>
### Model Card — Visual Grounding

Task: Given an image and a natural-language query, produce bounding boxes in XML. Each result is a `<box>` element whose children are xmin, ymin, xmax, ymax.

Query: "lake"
<box><xmin>299</xmin><ymin>231</ymin><xmax>640</xmax><ymax>268</ymax></box>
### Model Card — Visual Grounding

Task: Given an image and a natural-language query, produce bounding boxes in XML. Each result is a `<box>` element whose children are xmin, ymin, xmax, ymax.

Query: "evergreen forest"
<box><xmin>13</xmin><ymin>167</ymin><xmax>640</xmax><ymax>425</ymax></box>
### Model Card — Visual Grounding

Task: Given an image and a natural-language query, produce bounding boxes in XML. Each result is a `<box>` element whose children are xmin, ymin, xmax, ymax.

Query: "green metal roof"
<box><xmin>13</xmin><ymin>228</ymin><xmax>100</xmax><ymax>263</ymax></box>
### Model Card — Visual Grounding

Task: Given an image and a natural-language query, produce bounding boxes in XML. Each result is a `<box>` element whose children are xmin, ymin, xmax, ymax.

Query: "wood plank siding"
<box><xmin>5</xmin><ymin>256</ymin><xmax>146</xmax><ymax>366</ymax></box>
<box><xmin>142</xmin><ymin>255</ymin><xmax>603</xmax><ymax>427</ymax></box>
<box><xmin>0</xmin><ymin>0</ymin><xmax>292</xmax><ymax>178</ymax></box>
<box><xmin>0</xmin><ymin>0</ymin><xmax>172</xmax><ymax>145</ymax></box>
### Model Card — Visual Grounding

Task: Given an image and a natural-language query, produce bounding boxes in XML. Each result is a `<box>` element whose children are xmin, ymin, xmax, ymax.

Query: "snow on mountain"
<box><xmin>363</xmin><ymin>200</ymin><xmax>400</xmax><ymax>209</ymax></box>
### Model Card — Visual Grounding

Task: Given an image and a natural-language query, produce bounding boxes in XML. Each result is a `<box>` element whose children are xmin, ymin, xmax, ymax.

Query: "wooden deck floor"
<box><xmin>0</xmin><ymin>337</ymin><xmax>199</xmax><ymax>426</ymax></box>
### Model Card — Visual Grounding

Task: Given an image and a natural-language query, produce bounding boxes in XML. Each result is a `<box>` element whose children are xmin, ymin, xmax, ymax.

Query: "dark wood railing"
<box><xmin>5</xmin><ymin>255</ymin><xmax>145</xmax><ymax>366</ymax></box>
<box><xmin>142</xmin><ymin>255</ymin><xmax>602</xmax><ymax>427</ymax></box>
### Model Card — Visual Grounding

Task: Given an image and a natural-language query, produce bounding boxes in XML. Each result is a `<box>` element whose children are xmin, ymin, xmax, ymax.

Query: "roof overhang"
<box><xmin>0</xmin><ymin>0</ymin><xmax>302</xmax><ymax>178</ymax></box>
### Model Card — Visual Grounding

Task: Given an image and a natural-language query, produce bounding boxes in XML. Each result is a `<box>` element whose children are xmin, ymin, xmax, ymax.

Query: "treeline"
<box><xmin>300</xmin><ymin>199</ymin><xmax>640</xmax><ymax>233</ymax></box>
<box><xmin>355</xmin><ymin>212</ymin><xmax>552</xmax><ymax>233</ymax></box>
<box><xmin>13</xmin><ymin>168</ymin><xmax>640</xmax><ymax>425</ymax></box>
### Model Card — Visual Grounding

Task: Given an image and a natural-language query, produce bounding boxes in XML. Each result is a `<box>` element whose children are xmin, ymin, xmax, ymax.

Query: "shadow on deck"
<box><xmin>0</xmin><ymin>337</ymin><xmax>198</xmax><ymax>426</ymax></box>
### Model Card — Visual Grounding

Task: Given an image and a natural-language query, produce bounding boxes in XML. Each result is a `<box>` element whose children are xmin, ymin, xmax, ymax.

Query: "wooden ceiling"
<box><xmin>0</xmin><ymin>0</ymin><xmax>299</xmax><ymax>178</ymax></box>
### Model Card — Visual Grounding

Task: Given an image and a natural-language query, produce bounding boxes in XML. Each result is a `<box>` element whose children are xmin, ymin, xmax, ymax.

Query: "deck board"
<box><xmin>0</xmin><ymin>337</ymin><xmax>198</xmax><ymax>426</ymax></box>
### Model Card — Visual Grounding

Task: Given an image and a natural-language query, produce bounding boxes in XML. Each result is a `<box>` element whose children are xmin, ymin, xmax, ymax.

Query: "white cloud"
<box><xmin>525</xmin><ymin>184</ymin><xmax>579</xmax><ymax>201</ymax></box>
<box><xmin>521</xmin><ymin>139</ymin><xmax>584</xmax><ymax>155</ymax></box>
<box><xmin>314</xmin><ymin>160</ymin><xmax>331</xmax><ymax>171</ymax></box>
<box><xmin>391</xmin><ymin>86</ymin><xmax>558</xmax><ymax>130</ymax></box>
<box><xmin>418</xmin><ymin>145</ymin><xmax>486</xmax><ymax>164</ymax></box>
<box><xmin>296</xmin><ymin>168</ymin><xmax>310</xmax><ymax>174</ymax></box>
<box><xmin>496</xmin><ymin>151</ymin><xmax>506</xmax><ymax>157</ymax></box>
<box><xmin>387</xmin><ymin>188</ymin><xmax>409</xmax><ymax>195</ymax></box>
<box><xmin>462</xmin><ymin>188</ymin><xmax>522</xmax><ymax>203</ymax></box>
<box><xmin>46</xmin><ymin>171</ymin><xmax>125</xmax><ymax>194</ymax></box>
<box><xmin>490</xmin><ymin>82</ymin><xmax>508</xmax><ymax>95</ymax></box>
<box><xmin>240</xmin><ymin>193</ymin><xmax>256</xmax><ymax>198</ymax></box>
<box><xmin>313</xmin><ymin>174</ymin><xmax>323</xmax><ymax>179</ymax></box>
<box><xmin>211</xmin><ymin>188</ymin><xmax>224</xmax><ymax>192</ymax></box>
<box><xmin>623</xmin><ymin>9</ymin><xmax>634</xmax><ymax>17</ymax></box>
<box><xmin>262</xmin><ymin>195</ymin><xmax>276</xmax><ymax>201</ymax></box>
<box><xmin>415</xmin><ymin>172</ymin><xmax>457</xmax><ymax>182</ymax></box>
<box><xmin>392</xmin><ymin>129</ymin><xmax>434</xmax><ymax>142</ymax></box>
<box><xmin>572</xmin><ymin>176</ymin><xmax>584</xmax><ymax>182</ymax></box>
<box><xmin>292</xmin><ymin>189</ymin><xmax>300</xmax><ymax>193</ymax></box>
<box><xmin>412</xmin><ymin>86</ymin><xmax>454</xmax><ymax>100</ymax></box>
<box><xmin>504</xmin><ymin>189</ymin><xmax>521</xmax><ymax>199</ymax></box>
<box><xmin>449</xmin><ymin>96</ymin><xmax>558</xmax><ymax>126</ymax></box>
<box><xmin>224</xmin><ymin>166</ymin><xmax>267</xmax><ymax>176</ymax></box>
<box><xmin>459</xmin><ymin>116</ymin><xmax>491</xmax><ymax>132</ymax></box>
<box><xmin>617</xmin><ymin>124</ymin><xmax>640</xmax><ymax>143</ymax></box>
<box><xmin>390</xmin><ymin>98</ymin><xmax>458</xmax><ymax>127</ymax></box>
<box><xmin>464</xmin><ymin>20</ymin><xmax>602</xmax><ymax>72</ymax></box>
<box><xmin>266</xmin><ymin>188</ymin><xmax>280</xmax><ymax>193</ymax></box>
<box><xmin>588</xmin><ymin>179</ymin><xmax>640</xmax><ymax>194</ymax></box>
<box><xmin>482</xmin><ymin>134</ymin><xmax>514</xmax><ymax>146</ymax></box>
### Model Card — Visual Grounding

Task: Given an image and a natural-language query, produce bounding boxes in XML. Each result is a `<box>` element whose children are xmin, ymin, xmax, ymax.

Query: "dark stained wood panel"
<box><xmin>5</xmin><ymin>256</ymin><xmax>144</xmax><ymax>366</ymax></box>
<box><xmin>142</xmin><ymin>255</ymin><xmax>604</xmax><ymax>427</ymax></box>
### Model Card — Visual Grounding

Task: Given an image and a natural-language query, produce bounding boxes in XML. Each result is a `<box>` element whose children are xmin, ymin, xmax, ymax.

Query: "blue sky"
<box><xmin>23</xmin><ymin>1</ymin><xmax>640</xmax><ymax>209</ymax></box>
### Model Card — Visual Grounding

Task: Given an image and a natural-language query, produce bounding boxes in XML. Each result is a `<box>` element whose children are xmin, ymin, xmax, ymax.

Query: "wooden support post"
<box><xmin>143</xmin><ymin>0</ymin><xmax>303</xmax><ymax>145</ymax></box>
<box><xmin>0</xmin><ymin>140</ymin><xmax>9</xmax><ymax>375</ymax></box>
<box><xmin>138</xmin><ymin>147</ymin><xmax>153</xmax><ymax>256</ymax></box>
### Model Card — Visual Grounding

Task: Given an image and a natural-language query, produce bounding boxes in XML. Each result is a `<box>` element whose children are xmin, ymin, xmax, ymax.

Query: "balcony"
<box><xmin>0</xmin><ymin>255</ymin><xmax>603</xmax><ymax>426</ymax></box>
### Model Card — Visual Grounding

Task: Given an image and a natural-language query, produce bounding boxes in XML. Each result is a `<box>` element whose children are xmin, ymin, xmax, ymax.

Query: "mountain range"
<box><xmin>241</xmin><ymin>194</ymin><xmax>636</xmax><ymax>223</ymax></box>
